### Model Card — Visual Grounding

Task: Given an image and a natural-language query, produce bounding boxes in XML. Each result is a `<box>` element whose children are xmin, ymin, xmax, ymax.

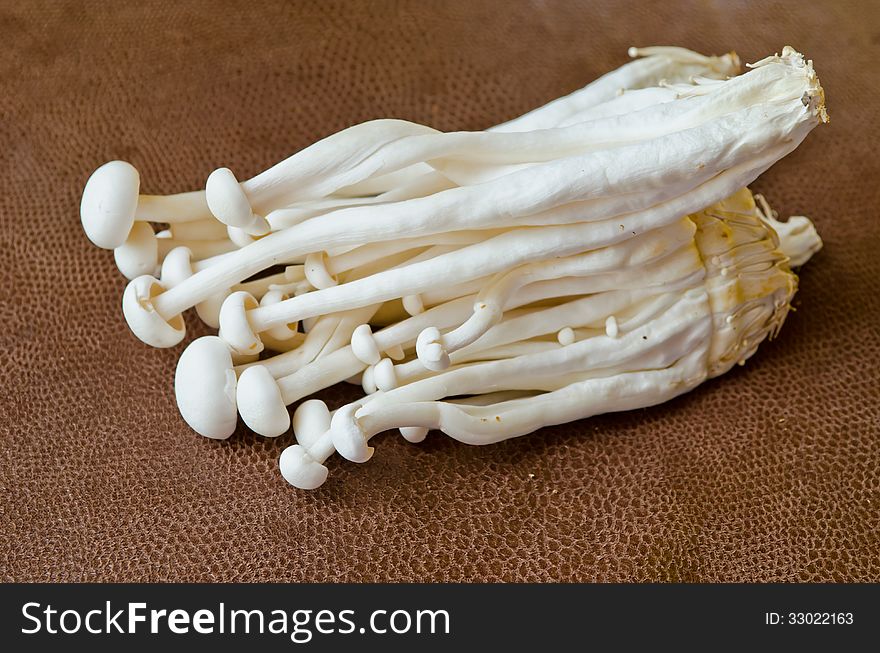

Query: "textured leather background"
<box><xmin>1</xmin><ymin>0</ymin><xmax>878</xmax><ymax>582</ymax></box>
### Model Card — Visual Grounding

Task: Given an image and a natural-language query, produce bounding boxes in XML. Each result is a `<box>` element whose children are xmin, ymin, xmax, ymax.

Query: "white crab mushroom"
<box><xmin>112</xmin><ymin>225</ymin><xmax>237</xmax><ymax>281</ymax></box>
<box><xmin>278</xmin><ymin>399</ymin><xmax>337</xmax><ymax>490</ymax></box>
<box><xmin>304</xmin><ymin>252</ymin><xmax>338</xmax><ymax>290</ymax></box>
<box><xmin>292</xmin><ymin>399</ymin><xmax>331</xmax><ymax>449</ymax></box>
<box><xmin>330</xmin><ymin>403</ymin><xmax>374</xmax><ymax>463</ymax></box>
<box><xmin>208</xmin><ymin>201</ymin><xmax>739</xmax><ymax>354</ymax></box>
<box><xmin>205</xmin><ymin>168</ymin><xmax>272</xmax><ymax>235</ymax></box>
<box><xmin>232</xmin><ymin>307</ymin><xmax>368</xmax><ymax>438</ymax></box>
<box><xmin>218</xmin><ymin>291</ymin><xmax>263</xmax><ymax>355</ymax></box>
<box><xmin>81</xmin><ymin>160</ymin><xmax>214</xmax><ymax>249</ymax></box>
<box><xmin>372</xmin><ymin>358</ymin><xmax>398</xmax><ymax>392</ymax></box>
<box><xmin>346</xmin><ymin>346</ymin><xmax>712</xmax><ymax>449</ymax></box>
<box><xmin>236</xmin><ymin>365</ymin><xmax>289</xmax><ymax>436</ymax></box>
<box><xmin>174</xmin><ymin>336</ymin><xmax>238</xmax><ymax>439</ymax></box>
<box><xmin>229</xmin><ymin>297</ymin><xmax>473</xmax><ymax>436</ymax></box>
<box><xmin>113</xmin><ymin>222</ymin><xmax>160</xmax><ymax>279</ymax></box>
<box><xmin>323</xmin><ymin>47</ymin><xmax>739</xmax><ymax>196</ymax></box>
<box><xmin>122</xmin><ymin>276</ymin><xmax>186</xmax><ymax>348</ymax></box>
<box><xmin>160</xmin><ymin>247</ymin><xmax>304</xmax><ymax>329</ymax></box>
<box><xmin>259</xmin><ymin>289</ymin><xmax>300</xmax><ymax>341</ymax></box>
<box><xmin>350</xmin><ymin>324</ymin><xmax>382</xmax><ymax>365</ymax></box>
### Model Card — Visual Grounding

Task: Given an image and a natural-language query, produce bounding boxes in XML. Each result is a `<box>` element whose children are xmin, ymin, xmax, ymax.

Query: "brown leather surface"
<box><xmin>1</xmin><ymin>0</ymin><xmax>878</xmax><ymax>582</ymax></box>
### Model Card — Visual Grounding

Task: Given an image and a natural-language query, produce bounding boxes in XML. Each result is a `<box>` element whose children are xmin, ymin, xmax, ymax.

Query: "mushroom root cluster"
<box><xmin>81</xmin><ymin>46</ymin><xmax>826</xmax><ymax>489</ymax></box>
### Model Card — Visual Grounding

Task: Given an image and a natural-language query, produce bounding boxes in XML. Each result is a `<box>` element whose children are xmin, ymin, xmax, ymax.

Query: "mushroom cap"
<box><xmin>122</xmin><ymin>275</ymin><xmax>186</xmax><ymax>348</ymax></box>
<box><xmin>416</xmin><ymin>326</ymin><xmax>451</xmax><ymax>371</ymax></box>
<box><xmin>279</xmin><ymin>444</ymin><xmax>329</xmax><ymax>490</ymax></box>
<box><xmin>399</xmin><ymin>426</ymin><xmax>429</xmax><ymax>443</ymax></box>
<box><xmin>81</xmin><ymin>160</ymin><xmax>140</xmax><ymax>249</ymax></box>
<box><xmin>113</xmin><ymin>221</ymin><xmax>159</xmax><ymax>280</ymax></box>
<box><xmin>206</xmin><ymin>168</ymin><xmax>271</xmax><ymax>235</ymax></box>
<box><xmin>159</xmin><ymin>246</ymin><xmax>194</xmax><ymax>288</ymax></box>
<box><xmin>218</xmin><ymin>291</ymin><xmax>263</xmax><ymax>355</ymax></box>
<box><xmin>195</xmin><ymin>290</ymin><xmax>227</xmax><ymax>329</ymax></box>
<box><xmin>175</xmin><ymin>336</ymin><xmax>238</xmax><ymax>439</ymax></box>
<box><xmin>351</xmin><ymin>324</ymin><xmax>381</xmax><ymax>365</ymax></box>
<box><xmin>292</xmin><ymin>399</ymin><xmax>331</xmax><ymax>449</ymax></box>
<box><xmin>236</xmin><ymin>365</ymin><xmax>290</xmax><ymax>437</ymax></box>
<box><xmin>304</xmin><ymin>251</ymin><xmax>338</xmax><ymax>289</ymax></box>
<box><xmin>360</xmin><ymin>364</ymin><xmax>377</xmax><ymax>394</ymax></box>
<box><xmin>330</xmin><ymin>404</ymin><xmax>374</xmax><ymax>463</ymax></box>
<box><xmin>206</xmin><ymin>168</ymin><xmax>252</xmax><ymax>228</ymax></box>
<box><xmin>373</xmin><ymin>358</ymin><xmax>397</xmax><ymax>392</ymax></box>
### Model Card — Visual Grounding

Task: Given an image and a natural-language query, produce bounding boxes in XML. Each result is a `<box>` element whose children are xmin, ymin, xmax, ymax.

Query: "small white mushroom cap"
<box><xmin>205</xmin><ymin>167</ymin><xmax>270</xmax><ymax>234</ymax></box>
<box><xmin>122</xmin><ymin>275</ymin><xmax>185</xmax><ymax>348</ymax></box>
<box><xmin>195</xmin><ymin>290</ymin><xmax>227</xmax><ymax>329</ymax></box>
<box><xmin>218</xmin><ymin>291</ymin><xmax>263</xmax><ymax>355</ymax></box>
<box><xmin>304</xmin><ymin>251</ymin><xmax>338</xmax><ymax>289</ymax></box>
<box><xmin>402</xmin><ymin>294</ymin><xmax>425</xmax><ymax>316</ymax></box>
<box><xmin>113</xmin><ymin>221</ymin><xmax>158</xmax><ymax>280</ymax></box>
<box><xmin>279</xmin><ymin>444</ymin><xmax>329</xmax><ymax>490</ymax></box>
<box><xmin>399</xmin><ymin>426</ymin><xmax>428</xmax><ymax>443</ymax></box>
<box><xmin>236</xmin><ymin>365</ymin><xmax>290</xmax><ymax>437</ymax></box>
<box><xmin>361</xmin><ymin>364</ymin><xmax>378</xmax><ymax>394</ymax></box>
<box><xmin>373</xmin><ymin>358</ymin><xmax>397</xmax><ymax>391</ymax></box>
<box><xmin>351</xmin><ymin>324</ymin><xmax>381</xmax><ymax>365</ymax></box>
<box><xmin>160</xmin><ymin>246</ymin><xmax>194</xmax><ymax>287</ymax></box>
<box><xmin>292</xmin><ymin>399</ymin><xmax>331</xmax><ymax>449</ymax></box>
<box><xmin>557</xmin><ymin>327</ymin><xmax>576</xmax><ymax>346</ymax></box>
<box><xmin>175</xmin><ymin>336</ymin><xmax>238</xmax><ymax>439</ymax></box>
<box><xmin>415</xmin><ymin>326</ymin><xmax>450</xmax><ymax>371</ymax></box>
<box><xmin>81</xmin><ymin>160</ymin><xmax>140</xmax><ymax>249</ymax></box>
<box><xmin>330</xmin><ymin>403</ymin><xmax>374</xmax><ymax>463</ymax></box>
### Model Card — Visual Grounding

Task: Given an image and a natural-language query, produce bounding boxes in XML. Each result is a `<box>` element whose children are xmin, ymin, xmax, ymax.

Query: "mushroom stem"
<box><xmin>169</xmin><ymin>218</ymin><xmax>233</xmax><ymax>241</ymax></box>
<box><xmin>492</xmin><ymin>47</ymin><xmax>739</xmax><ymax>133</ymax></box>
<box><xmin>81</xmin><ymin>161</ymin><xmax>215</xmax><ymax>250</ymax></box>
<box><xmin>355</xmin><ymin>345</ymin><xmax>708</xmax><ymax>447</ymax></box>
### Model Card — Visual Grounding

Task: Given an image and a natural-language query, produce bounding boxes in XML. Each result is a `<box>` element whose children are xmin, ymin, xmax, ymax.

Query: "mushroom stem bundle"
<box><xmin>280</xmin><ymin>186</ymin><xmax>821</xmax><ymax>488</ymax></box>
<box><xmin>79</xmin><ymin>46</ymin><xmax>826</xmax><ymax>490</ymax></box>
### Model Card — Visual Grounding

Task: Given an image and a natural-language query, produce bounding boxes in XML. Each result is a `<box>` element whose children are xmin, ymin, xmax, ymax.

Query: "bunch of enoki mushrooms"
<box><xmin>80</xmin><ymin>46</ymin><xmax>826</xmax><ymax>489</ymax></box>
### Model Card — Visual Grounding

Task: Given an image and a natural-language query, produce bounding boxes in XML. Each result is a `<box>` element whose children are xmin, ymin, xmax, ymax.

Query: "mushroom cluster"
<box><xmin>81</xmin><ymin>46</ymin><xmax>826</xmax><ymax>489</ymax></box>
